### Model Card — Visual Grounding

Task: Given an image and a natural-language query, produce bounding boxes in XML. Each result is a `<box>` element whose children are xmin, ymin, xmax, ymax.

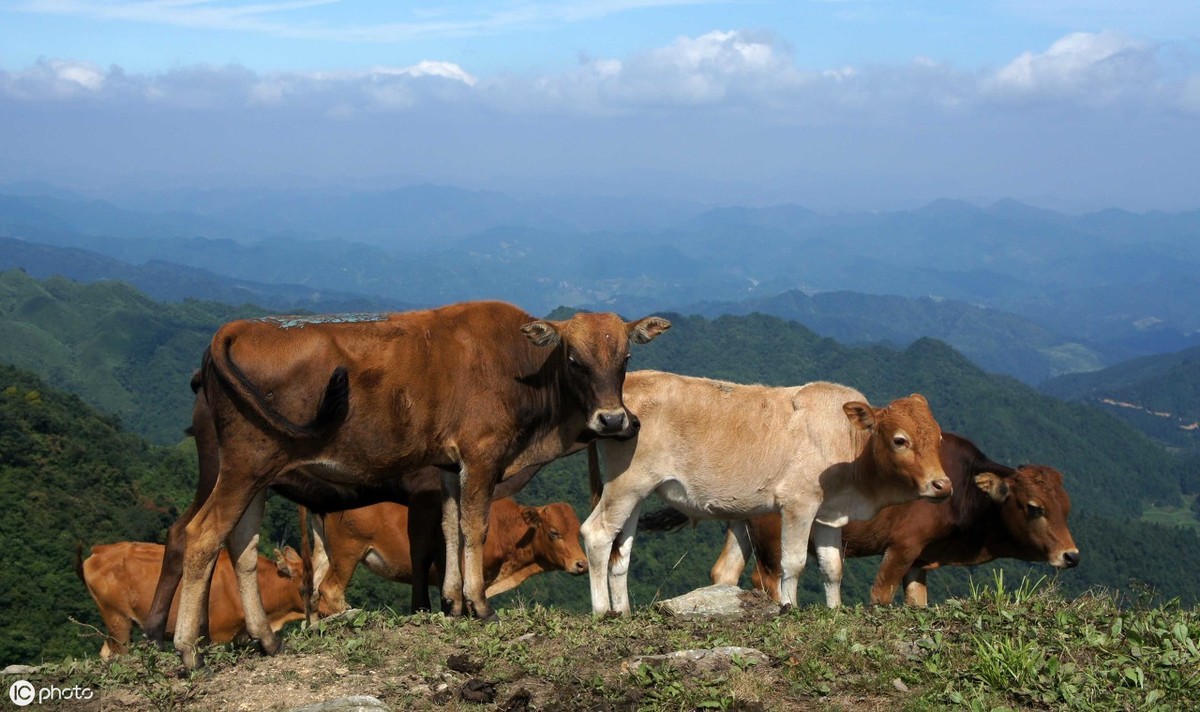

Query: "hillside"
<box><xmin>681</xmin><ymin>288</ymin><xmax>1104</xmax><ymax>384</ymax></box>
<box><xmin>1043</xmin><ymin>345</ymin><xmax>1200</xmax><ymax>452</ymax></box>
<box><xmin>0</xmin><ymin>364</ymin><xmax>186</xmax><ymax>663</ymax></box>
<box><xmin>0</xmin><ymin>269</ymin><xmax>276</xmax><ymax>444</ymax></box>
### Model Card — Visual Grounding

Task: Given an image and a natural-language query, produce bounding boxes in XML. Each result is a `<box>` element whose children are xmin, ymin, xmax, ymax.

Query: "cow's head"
<box><xmin>844</xmin><ymin>393</ymin><xmax>952</xmax><ymax>501</ymax></box>
<box><xmin>976</xmin><ymin>464</ymin><xmax>1080</xmax><ymax>569</ymax></box>
<box><xmin>522</xmin><ymin>312</ymin><xmax>670</xmax><ymax>437</ymax></box>
<box><xmin>522</xmin><ymin>503</ymin><xmax>588</xmax><ymax>575</ymax></box>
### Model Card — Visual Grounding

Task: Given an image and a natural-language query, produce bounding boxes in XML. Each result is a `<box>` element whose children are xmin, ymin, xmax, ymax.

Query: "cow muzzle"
<box><xmin>569</xmin><ymin>558</ymin><xmax>588</xmax><ymax>575</ymax></box>
<box><xmin>1054</xmin><ymin>549</ymin><xmax>1081</xmax><ymax>569</ymax></box>
<box><xmin>589</xmin><ymin>408</ymin><xmax>634</xmax><ymax>437</ymax></box>
<box><xmin>920</xmin><ymin>475</ymin><xmax>953</xmax><ymax>501</ymax></box>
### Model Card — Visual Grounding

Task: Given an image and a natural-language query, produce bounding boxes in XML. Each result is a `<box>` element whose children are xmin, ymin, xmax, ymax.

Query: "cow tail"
<box><xmin>73</xmin><ymin>541</ymin><xmax>86</xmax><ymax>584</ymax></box>
<box><xmin>298</xmin><ymin>505</ymin><xmax>314</xmax><ymax>624</ymax></box>
<box><xmin>206</xmin><ymin>340</ymin><xmax>350</xmax><ymax>440</ymax></box>
<box><xmin>587</xmin><ymin>442</ymin><xmax>603</xmax><ymax>511</ymax></box>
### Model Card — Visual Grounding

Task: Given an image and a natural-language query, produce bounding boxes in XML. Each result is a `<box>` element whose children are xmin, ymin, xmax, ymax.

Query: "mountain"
<box><xmin>678</xmin><ymin>289</ymin><xmax>1104</xmax><ymax>384</ymax></box>
<box><xmin>1042</xmin><ymin>345</ymin><xmax>1200</xmax><ymax>452</ymax></box>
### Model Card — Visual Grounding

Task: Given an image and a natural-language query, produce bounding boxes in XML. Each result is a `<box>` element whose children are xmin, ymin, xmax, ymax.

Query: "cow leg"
<box><xmin>777</xmin><ymin>504</ymin><xmax>819</xmax><ymax>610</ymax></box>
<box><xmin>98</xmin><ymin>611</ymin><xmax>132</xmax><ymax>659</ymax></box>
<box><xmin>581</xmin><ymin>486</ymin><xmax>646</xmax><ymax>616</ymax></box>
<box><xmin>607</xmin><ymin>502</ymin><xmax>644</xmax><ymax>615</ymax></box>
<box><xmin>871</xmin><ymin>545</ymin><xmax>920</xmax><ymax>605</ymax></box>
<box><xmin>226</xmin><ymin>489</ymin><xmax>280</xmax><ymax>655</ymax></box>
<box><xmin>458</xmin><ymin>460</ymin><xmax>500</xmax><ymax>621</ymax></box>
<box><xmin>408</xmin><ymin>505</ymin><xmax>436</xmax><ymax>613</ymax></box>
<box><xmin>811</xmin><ymin>523</ymin><xmax>845</xmax><ymax>608</ymax></box>
<box><xmin>307</xmin><ymin>513</ymin><xmax>331</xmax><ymax>622</ymax></box>
<box><xmin>175</xmin><ymin>474</ymin><xmax>267</xmax><ymax>670</ymax></box>
<box><xmin>439</xmin><ymin>468</ymin><xmax>466</xmax><ymax>616</ymax></box>
<box><xmin>902</xmin><ymin>567</ymin><xmax>929</xmax><ymax>607</ymax></box>
<box><xmin>148</xmin><ymin>382</ymin><xmax>221</xmax><ymax>645</ymax></box>
<box><xmin>710</xmin><ymin>523</ymin><xmax>750</xmax><ymax>587</ymax></box>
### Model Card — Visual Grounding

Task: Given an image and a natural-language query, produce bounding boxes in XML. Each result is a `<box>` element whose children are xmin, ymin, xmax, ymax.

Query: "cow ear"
<box><xmin>908</xmin><ymin>393</ymin><xmax>929</xmax><ymax>406</ymax></box>
<box><xmin>975</xmin><ymin>473</ymin><xmax>1011</xmax><ymax>503</ymax></box>
<box><xmin>628</xmin><ymin>316</ymin><xmax>671</xmax><ymax>344</ymax></box>
<box><xmin>521</xmin><ymin>507</ymin><xmax>541</xmax><ymax>527</ymax></box>
<box><xmin>522</xmin><ymin>320</ymin><xmax>562</xmax><ymax>348</ymax></box>
<box><xmin>843</xmin><ymin>401</ymin><xmax>876</xmax><ymax>431</ymax></box>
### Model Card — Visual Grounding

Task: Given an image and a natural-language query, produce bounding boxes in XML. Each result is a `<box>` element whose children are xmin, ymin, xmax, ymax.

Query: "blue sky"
<box><xmin>2</xmin><ymin>1</ymin><xmax>1199</xmax><ymax>210</ymax></box>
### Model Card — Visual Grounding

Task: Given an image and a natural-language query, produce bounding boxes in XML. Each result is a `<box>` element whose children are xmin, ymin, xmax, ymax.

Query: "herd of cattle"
<box><xmin>73</xmin><ymin>300</ymin><xmax>1079</xmax><ymax>667</ymax></box>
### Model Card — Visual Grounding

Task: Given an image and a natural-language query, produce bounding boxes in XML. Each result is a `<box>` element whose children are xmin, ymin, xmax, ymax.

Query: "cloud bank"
<box><xmin>1</xmin><ymin>29</ymin><xmax>1198</xmax><ymax>210</ymax></box>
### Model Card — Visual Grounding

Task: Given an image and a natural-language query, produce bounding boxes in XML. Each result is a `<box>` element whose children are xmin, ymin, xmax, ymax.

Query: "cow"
<box><xmin>694</xmin><ymin>434</ymin><xmax>1079</xmax><ymax>606</ymax></box>
<box><xmin>157</xmin><ymin>302</ymin><xmax>668</xmax><ymax>668</ymax></box>
<box><xmin>309</xmin><ymin>497</ymin><xmax>588</xmax><ymax>615</ymax></box>
<box><xmin>77</xmin><ymin>542</ymin><xmax>306</xmax><ymax>659</ymax></box>
<box><xmin>583</xmin><ymin>371</ymin><xmax>951</xmax><ymax>615</ymax></box>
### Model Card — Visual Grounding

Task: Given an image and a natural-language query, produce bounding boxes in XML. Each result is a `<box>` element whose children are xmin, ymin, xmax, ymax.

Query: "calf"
<box><xmin>584</xmin><ymin>371</ymin><xmax>950</xmax><ymax>614</ymax></box>
<box><xmin>310</xmin><ymin>497</ymin><xmax>587</xmax><ymax>614</ymax></box>
<box><xmin>77</xmin><ymin>542</ymin><xmax>305</xmax><ymax>658</ymax></box>
<box><xmin>702</xmin><ymin>434</ymin><xmax>1080</xmax><ymax>605</ymax></box>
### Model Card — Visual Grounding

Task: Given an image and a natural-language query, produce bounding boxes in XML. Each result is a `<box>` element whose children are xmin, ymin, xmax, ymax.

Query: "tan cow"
<box><xmin>156</xmin><ymin>302</ymin><xmax>668</xmax><ymax>668</ymax></box>
<box><xmin>77</xmin><ymin>542</ymin><xmax>306</xmax><ymax>658</ymax></box>
<box><xmin>584</xmin><ymin>371</ymin><xmax>951</xmax><ymax>614</ymax></box>
<box><xmin>310</xmin><ymin>497</ymin><xmax>588</xmax><ymax>615</ymax></box>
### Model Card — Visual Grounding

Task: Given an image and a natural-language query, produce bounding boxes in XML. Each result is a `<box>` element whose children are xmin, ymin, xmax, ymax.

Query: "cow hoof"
<box><xmin>778</xmin><ymin>603</ymin><xmax>793</xmax><ymax>616</ymax></box>
<box><xmin>467</xmin><ymin>602</ymin><xmax>498</xmax><ymax>623</ymax></box>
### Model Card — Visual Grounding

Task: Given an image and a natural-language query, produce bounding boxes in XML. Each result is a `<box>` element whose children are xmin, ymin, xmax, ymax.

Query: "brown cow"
<box><xmin>161</xmin><ymin>302</ymin><xmax>668</xmax><ymax>668</ymax></box>
<box><xmin>584</xmin><ymin>371</ymin><xmax>951</xmax><ymax>614</ymax></box>
<box><xmin>77</xmin><ymin>542</ymin><xmax>306</xmax><ymax>658</ymax></box>
<box><xmin>690</xmin><ymin>433</ymin><xmax>1080</xmax><ymax>605</ymax></box>
<box><xmin>310</xmin><ymin>497</ymin><xmax>588</xmax><ymax>615</ymax></box>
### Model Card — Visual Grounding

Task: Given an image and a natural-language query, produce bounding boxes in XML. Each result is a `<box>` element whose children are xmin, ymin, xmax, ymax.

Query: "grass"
<box><xmin>1143</xmin><ymin>494</ymin><xmax>1200</xmax><ymax>532</ymax></box>
<box><xmin>26</xmin><ymin>574</ymin><xmax>1200</xmax><ymax>711</ymax></box>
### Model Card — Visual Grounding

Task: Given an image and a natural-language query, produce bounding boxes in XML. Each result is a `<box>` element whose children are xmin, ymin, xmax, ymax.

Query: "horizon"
<box><xmin>2</xmin><ymin>1</ymin><xmax>1200</xmax><ymax>212</ymax></box>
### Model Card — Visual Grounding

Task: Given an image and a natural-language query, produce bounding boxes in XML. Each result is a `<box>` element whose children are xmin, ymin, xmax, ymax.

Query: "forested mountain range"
<box><xmin>3</xmin><ymin>184</ymin><xmax>1199</xmax><ymax>380</ymax></box>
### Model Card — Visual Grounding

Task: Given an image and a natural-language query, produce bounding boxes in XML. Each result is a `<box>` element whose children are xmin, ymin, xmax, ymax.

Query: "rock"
<box><xmin>653</xmin><ymin>584</ymin><xmax>778</xmax><ymax>619</ymax></box>
<box><xmin>290</xmin><ymin>695</ymin><xmax>389</xmax><ymax>712</ymax></box>
<box><xmin>2</xmin><ymin>665</ymin><xmax>41</xmax><ymax>676</ymax></box>
<box><xmin>624</xmin><ymin>646</ymin><xmax>768</xmax><ymax>674</ymax></box>
<box><xmin>892</xmin><ymin>678</ymin><xmax>910</xmax><ymax>693</ymax></box>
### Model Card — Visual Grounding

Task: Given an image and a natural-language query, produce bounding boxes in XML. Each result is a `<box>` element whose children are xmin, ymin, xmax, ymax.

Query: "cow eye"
<box><xmin>1027</xmin><ymin>504</ymin><xmax>1045</xmax><ymax>518</ymax></box>
<box><xmin>549</xmin><ymin>529</ymin><xmax>561</xmax><ymax>540</ymax></box>
<box><xmin>624</xmin><ymin>353</ymin><xmax>632</xmax><ymax>363</ymax></box>
<box><xmin>892</xmin><ymin>435</ymin><xmax>910</xmax><ymax>449</ymax></box>
<box><xmin>567</xmin><ymin>353</ymin><xmax>584</xmax><ymax>370</ymax></box>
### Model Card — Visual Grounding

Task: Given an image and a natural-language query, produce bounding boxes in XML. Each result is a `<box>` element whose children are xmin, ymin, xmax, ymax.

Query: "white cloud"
<box><xmin>984</xmin><ymin>31</ymin><xmax>1159</xmax><ymax>104</ymax></box>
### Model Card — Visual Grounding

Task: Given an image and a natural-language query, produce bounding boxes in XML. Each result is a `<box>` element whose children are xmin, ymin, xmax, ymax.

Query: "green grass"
<box><xmin>1143</xmin><ymin>494</ymin><xmax>1200</xmax><ymax>532</ymax></box>
<box><xmin>25</xmin><ymin>574</ymin><xmax>1200</xmax><ymax>711</ymax></box>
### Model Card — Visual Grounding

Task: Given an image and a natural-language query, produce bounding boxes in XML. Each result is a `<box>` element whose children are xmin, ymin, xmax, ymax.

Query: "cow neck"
<box><xmin>510</xmin><ymin>343</ymin><xmax>590</xmax><ymax>466</ymax></box>
<box><xmin>488</xmin><ymin>508</ymin><xmax>539</xmax><ymax>587</ymax></box>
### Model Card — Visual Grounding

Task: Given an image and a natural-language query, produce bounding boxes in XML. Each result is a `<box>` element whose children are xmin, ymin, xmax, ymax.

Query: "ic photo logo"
<box><xmin>8</xmin><ymin>679</ymin><xmax>94</xmax><ymax>707</ymax></box>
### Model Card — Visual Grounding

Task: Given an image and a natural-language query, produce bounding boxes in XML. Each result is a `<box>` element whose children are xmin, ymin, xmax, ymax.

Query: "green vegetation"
<box><xmin>0</xmin><ymin>364</ymin><xmax>184</xmax><ymax>664</ymax></box>
<box><xmin>27</xmin><ymin>575</ymin><xmax>1200</xmax><ymax>710</ymax></box>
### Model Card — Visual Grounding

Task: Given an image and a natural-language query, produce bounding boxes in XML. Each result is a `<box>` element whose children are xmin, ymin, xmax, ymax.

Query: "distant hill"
<box><xmin>5</xmin><ymin>187</ymin><xmax>1200</xmax><ymax>366</ymax></box>
<box><xmin>679</xmin><ymin>289</ymin><xmax>1104</xmax><ymax>384</ymax></box>
<box><xmin>0</xmin><ymin>269</ymin><xmax>270</xmax><ymax>444</ymax></box>
<box><xmin>1042</xmin><ymin>345</ymin><xmax>1200</xmax><ymax>452</ymax></box>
